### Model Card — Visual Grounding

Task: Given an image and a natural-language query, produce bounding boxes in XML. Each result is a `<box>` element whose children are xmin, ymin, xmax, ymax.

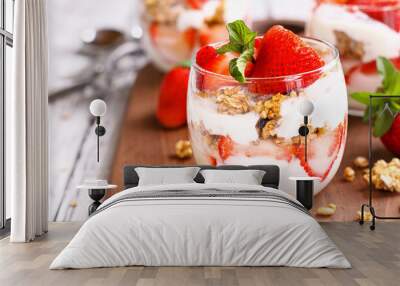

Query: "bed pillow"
<box><xmin>200</xmin><ymin>169</ymin><xmax>266</xmax><ymax>185</ymax></box>
<box><xmin>135</xmin><ymin>167</ymin><xmax>200</xmax><ymax>186</ymax></box>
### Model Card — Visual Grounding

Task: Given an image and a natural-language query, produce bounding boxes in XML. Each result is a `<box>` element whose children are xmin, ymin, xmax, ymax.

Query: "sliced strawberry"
<box><xmin>184</xmin><ymin>28</ymin><xmax>197</xmax><ymax>47</ymax></box>
<box><xmin>347</xmin><ymin>0</ymin><xmax>398</xmax><ymax>4</ymax></box>
<box><xmin>345</xmin><ymin>0</ymin><xmax>400</xmax><ymax>31</ymax></box>
<box><xmin>186</xmin><ymin>0</ymin><xmax>207</xmax><ymax>9</ymax></box>
<box><xmin>244</xmin><ymin>62</ymin><xmax>255</xmax><ymax>77</ymax></box>
<box><xmin>198</xmin><ymin>24</ymin><xmax>229</xmax><ymax>47</ymax></box>
<box><xmin>362</xmin><ymin>57</ymin><xmax>400</xmax><ymax>74</ymax></box>
<box><xmin>217</xmin><ymin>136</ymin><xmax>234</xmax><ymax>161</ymax></box>
<box><xmin>209</xmin><ymin>156</ymin><xmax>217</xmax><ymax>166</ymax></box>
<box><xmin>196</xmin><ymin>45</ymin><xmax>219</xmax><ymax>69</ymax></box>
<box><xmin>156</xmin><ymin>66</ymin><xmax>190</xmax><ymax>128</ymax></box>
<box><xmin>149</xmin><ymin>23</ymin><xmax>197</xmax><ymax>64</ymax></box>
<box><xmin>195</xmin><ymin>45</ymin><xmax>237</xmax><ymax>90</ymax></box>
<box><xmin>238</xmin><ymin>140</ymin><xmax>293</xmax><ymax>162</ymax></box>
<box><xmin>253</xmin><ymin>37</ymin><xmax>263</xmax><ymax>59</ymax></box>
<box><xmin>243</xmin><ymin>38</ymin><xmax>262</xmax><ymax>76</ymax></box>
<box><xmin>149</xmin><ymin>22</ymin><xmax>158</xmax><ymax>39</ymax></box>
<box><xmin>322</xmin><ymin>0</ymin><xmax>400</xmax><ymax>31</ymax></box>
<box><xmin>196</xmin><ymin>45</ymin><xmax>232</xmax><ymax>74</ymax></box>
<box><xmin>292</xmin><ymin>120</ymin><xmax>346</xmax><ymax>180</ymax></box>
<box><xmin>249</xmin><ymin>25</ymin><xmax>325</xmax><ymax>94</ymax></box>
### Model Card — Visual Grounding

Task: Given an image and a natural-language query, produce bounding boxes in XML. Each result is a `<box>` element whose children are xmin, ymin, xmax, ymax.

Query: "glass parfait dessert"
<box><xmin>307</xmin><ymin>0</ymin><xmax>400</xmax><ymax>114</ymax></box>
<box><xmin>187</xmin><ymin>22</ymin><xmax>348</xmax><ymax>196</ymax></box>
<box><xmin>140</xmin><ymin>0</ymin><xmax>249</xmax><ymax>71</ymax></box>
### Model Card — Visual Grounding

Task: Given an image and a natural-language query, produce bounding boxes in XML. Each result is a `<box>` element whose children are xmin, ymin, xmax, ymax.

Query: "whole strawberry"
<box><xmin>351</xmin><ymin>57</ymin><xmax>400</xmax><ymax>156</ymax></box>
<box><xmin>156</xmin><ymin>63</ymin><xmax>190</xmax><ymax>128</ymax></box>
<box><xmin>381</xmin><ymin>115</ymin><xmax>400</xmax><ymax>155</ymax></box>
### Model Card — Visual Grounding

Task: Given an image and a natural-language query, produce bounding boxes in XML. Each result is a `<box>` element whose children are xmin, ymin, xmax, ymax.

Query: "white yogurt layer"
<box><xmin>307</xmin><ymin>3</ymin><xmax>400</xmax><ymax>63</ymax></box>
<box><xmin>276</xmin><ymin>65</ymin><xmax>348</xmax><ymax>139</ymax></box>
<box><xmin>177</xmin><ymin>1</ymin><xmax>220</xmax><ymax>31</ymax></box>
<box><xmin>187</xmin><ymin>93</ymin><xmax>259</xmax><ymax>145</ymax></box>
<box><xmin>347</xmin><ymin>69</ymin><xmax>381</xmax><ymax>94</ymax></box>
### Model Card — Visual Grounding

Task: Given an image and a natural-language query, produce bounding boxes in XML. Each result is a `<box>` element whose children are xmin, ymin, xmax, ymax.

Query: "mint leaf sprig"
<box><xmin>217</xmin><ymin>20</ymin><xmax>257</xmax><ymax>83</ymax></box>
<box><xmin>351</xmin><ymin>57</ymin><xmax>400</xmax><ymax>137</ymax></box>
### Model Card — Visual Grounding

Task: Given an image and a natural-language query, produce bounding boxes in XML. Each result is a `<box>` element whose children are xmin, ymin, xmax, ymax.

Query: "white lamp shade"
<box><xmin>89</xmin><ymin>99</ymin><xmax>107</xmax><ymax>117</ymax></box>
<box><xmin>298</xmin><ymin>99</ymin><xmax>315</xmax><ymax>116</ymax></box>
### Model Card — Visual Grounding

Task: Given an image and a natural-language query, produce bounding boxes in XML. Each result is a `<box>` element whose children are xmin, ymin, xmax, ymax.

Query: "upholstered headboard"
<box><xmin>123</xmin><ymin>165</ymin><xmax>280</xmax><ymax>189</ymax></box>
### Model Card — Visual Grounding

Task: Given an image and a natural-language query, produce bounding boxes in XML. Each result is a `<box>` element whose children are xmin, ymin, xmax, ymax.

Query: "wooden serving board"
<box><xmin>110</xmin><ymin>64</ymin><xmax>400</xmax><ymax>221</ymax></box>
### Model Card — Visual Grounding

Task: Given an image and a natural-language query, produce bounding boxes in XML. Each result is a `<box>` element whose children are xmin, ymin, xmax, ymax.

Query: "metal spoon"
<box><xmin>81</xmin><ymin>28</ymin><xmax>125</xmax><ymax>48</ymax></box>
<box><xmin>50</xmin><ymin>26</ymin><xmax>145</xmax><ymax>100</ymax></box>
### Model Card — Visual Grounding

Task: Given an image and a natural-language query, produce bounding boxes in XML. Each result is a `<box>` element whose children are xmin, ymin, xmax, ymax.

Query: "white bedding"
<box><xmin>50</xmin><ymin>183</ymin><xmax>350</xmax><ymax>269</ymax></box>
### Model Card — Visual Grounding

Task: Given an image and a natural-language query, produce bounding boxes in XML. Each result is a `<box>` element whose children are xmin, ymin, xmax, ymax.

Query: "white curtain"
<box><xmin>7</xmin><ymin>0</ymin><xmax>48</xmax><ymax>242</ymax></box>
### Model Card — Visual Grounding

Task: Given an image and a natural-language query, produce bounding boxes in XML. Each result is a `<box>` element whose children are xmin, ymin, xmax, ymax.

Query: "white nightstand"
<box><xmin>289</xmin><ymin>177</ymin><xmax>321</xmax><ymax>210</ymax></box>
<box><xmin>77</xmin><ymin>183</ymin><xmax>117</xmax><ymax>215</ymax></box>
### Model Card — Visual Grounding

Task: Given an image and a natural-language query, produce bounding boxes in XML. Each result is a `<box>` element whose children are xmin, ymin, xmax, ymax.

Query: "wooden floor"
<box><xmin>1</xmin><ymin>223</ymin><xmax>400</xmax><ymax>286</ymax></box>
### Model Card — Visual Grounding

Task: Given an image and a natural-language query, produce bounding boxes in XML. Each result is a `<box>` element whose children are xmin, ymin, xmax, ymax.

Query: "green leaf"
<box><xmin>351</xmin><ymin>92</ymin><xmax>388</xmax><ymax>106</ymax></box>
<box><xmin>229</xmin><ymin>59</ymin><xmax>244</xmax><ymax>83</ymax></box>
<box><xmin>356</xmin><ymin>58</ymin><xmax>400</xmax><ymax>137</ymax></box>
<box><xmin>386</xmin><ymin>72</ymin><xmax>400</xmax><ymax>95</ymax></box>
<box><xmin>373</xmin><ymin>103</ymin><xmax>395</xmax><ymax>137</ymax></box>
<box><xmin>178</xmin><ymin>60</ymin><xmax>192</xmax><ymax>68</ymax></box>
<box><xmin>226</xmin><ymin>20</ymin><xmax>256</xmax><ymax>47</ymax></box>
<box><xmin>217</xmin><ymin>20</ymin><xmax>257</xmax><ymax>83</ymax></box>
<box><xmin>362</xmin><ymin>108</ymin><xmax>370</xmax><ymax>123</ymax></box>
<box><xmin>350</xmin><ymin>92</ymin><xmax>372</xmax><ymax>105</ymax></box>
<box><xmin>216</xmin><ymin>43</ymin><xmax>242</xmax><ymax>54</ymax></box>
<box><xmin>390</xmin><ymin>100</ymin><xmax>400</xmax><ymax>111</ymax></box>
<box><xmin>229</xmin><ymin>49</ymin><xmax>254</xmax><ymax>83</ymax></box>
<box><xmin>376</xmin><ymin>56</ymin><xmax>396</xmax><ymax>91</ymax></box>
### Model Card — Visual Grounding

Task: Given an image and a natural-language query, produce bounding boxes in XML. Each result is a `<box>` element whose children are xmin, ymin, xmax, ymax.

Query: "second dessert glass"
<box><xmin>140</xmin><ymin>0</ymin><xmax>250</xmax><ymax>71</ymax></box>
<box><xmin>187</xmin><ymin>37</ymin><xmax>348</xmax><ymax>196</ymax></box>
<box><xmin>307</xmin><ymin>0</ymin><xmax>400</xmax><ymax>114</ymax></box>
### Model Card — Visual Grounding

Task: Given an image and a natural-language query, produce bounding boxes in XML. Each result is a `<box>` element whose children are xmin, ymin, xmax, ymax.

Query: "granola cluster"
<box><xmin>195</xmin><ymin>88</ymin><xmax>326</xmax><ymax>145</ymax></box>
<box><xmin>334</xmin><ymin>30</ymin><xmax>365</xmax><ymax>60</ymax></box>
<box><xmin>254</xmin><ymin>92</ymin><xmax>300</xmax><ymax>140</ymax></box>
<box><xmin>216</xmin><ymin>87</ymin><xmax>250</xmax><ymax>115</ymax></box>
<box><xmin>144</xmin><ymin>0</ymin><xmax>225</xmax><ymax>24</ymax></box>
<box><xmin>254</xmin><ymin>93</ymin><xmax>287</xmax><ymax>120</ymax></box>
<box><xmin>357</xmin><ymin>210</ymin><xmax>373</xmax><ymax>222</ymax></box>
<box><xmin>353</xmin><ymin>156</ymin><xmax>369</xmax><ymax>168</ymax></box>
<box><xmin>316</xmin><ymin>203</ymin><xmax>337</xmax><ymax>216</ymax></box>
<box><xmin>343</xmin><ymin>166</ymin><xmax>356</xmax><ymax>182</ymax></box>
<box><xmin>175</xmin><ymin>140</ymin><xmax>193</xmax><ymax>159</ymax></box>
<box><xmin>254</xmin><ymin>93</ymin><xmax>286</xmax><ymax>140</ymax></box>
<box><xmin>363</xmin><ymin>158</ymin><xmax>400</xmax><ymax>192</ymax></box>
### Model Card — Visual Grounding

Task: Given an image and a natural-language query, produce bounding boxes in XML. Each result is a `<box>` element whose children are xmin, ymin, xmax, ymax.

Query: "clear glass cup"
<box><xmin>140</xmin><ymin>0</ymin><xmax>250</xmax><ymax>71</ymax></box>
<box><xmin>307</xmin><ymin>0</ymin><xmax>400</xmax><ymax>115</ymax></box>
<box><xmin>187</xmin><ymin>37</ymin><xmax>348</xmax><ymax>196</ymax></box>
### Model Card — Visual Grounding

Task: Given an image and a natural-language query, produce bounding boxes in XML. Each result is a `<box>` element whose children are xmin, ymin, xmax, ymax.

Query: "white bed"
<box><xmin>50</xmin><ymin>182</ymin><xmax>350</xmax><ymax>269</ymax></box>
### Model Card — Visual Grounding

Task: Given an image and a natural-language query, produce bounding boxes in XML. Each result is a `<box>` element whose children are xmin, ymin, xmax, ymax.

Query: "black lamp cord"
<box><xmin>94</xmin><ymin>117</ymin><xmax>106</xmax><ymax>163</ymax></box>
<box><xmin>304</xmin><ymin>116</ymin><xmax>308</xmax><ymax>163</ymax></box>
<box><xmin>298</xmin><ymin>116</ymin><xmax>309</xmax><ymax>162</ymax></box>
<box><xmin>96</xmin><ymin>117</ymin><xmax>100</xmax><ymax>162</ymax></box>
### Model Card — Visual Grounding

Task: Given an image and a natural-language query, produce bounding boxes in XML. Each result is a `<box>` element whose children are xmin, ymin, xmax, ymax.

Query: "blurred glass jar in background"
<box><xmin>307</xmin><ymin>0</ymin><xmax>400</xmax><ymax>114</ymax></box>
<box><xmin>140</xmin><ymin>0</ymin><xmax>250</xmax><ymax>71</ymax></box>
<box><xmin>187</xmin><ymin>37</ymin><xmax>348</xmax><ymax>196</ymax></box>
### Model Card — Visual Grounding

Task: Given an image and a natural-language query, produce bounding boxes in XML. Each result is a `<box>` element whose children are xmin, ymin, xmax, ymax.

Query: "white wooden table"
<box><xmin>48</xmin><ymin>0</ymin><xmax>142</xmax><ymax>221</ymax></box>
